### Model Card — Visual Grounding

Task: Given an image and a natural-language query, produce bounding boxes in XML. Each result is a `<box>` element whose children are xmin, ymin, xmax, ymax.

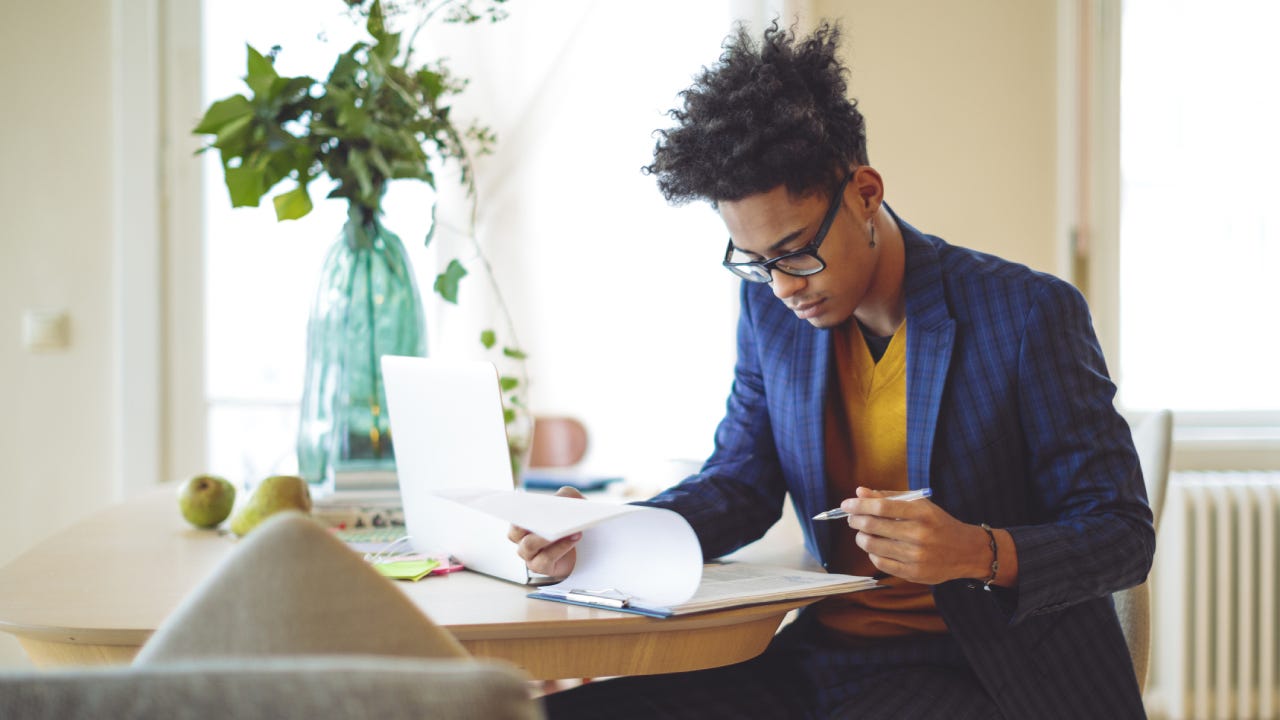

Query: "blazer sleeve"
<box><xmin>635</xmin><ymin>284</ymin><xmax>790</xmax><ymax>559</ymax></box>
<box><xmin>1002</xmin><ymin>279</ymin><xmax>1156</xmax><ymax>623</ymax></box>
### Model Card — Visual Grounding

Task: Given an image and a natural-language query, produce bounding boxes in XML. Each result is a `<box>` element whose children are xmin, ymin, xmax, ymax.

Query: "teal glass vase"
<box><xmin>297</xmin><ymin>205</ymin><xmax>426</xmax><ymax>489</ymax></box>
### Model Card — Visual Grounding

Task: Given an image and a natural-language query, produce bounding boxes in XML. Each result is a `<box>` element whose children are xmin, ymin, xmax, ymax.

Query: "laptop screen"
<box><xmin>381</xmin><ymin>356</ymin><xmax>533</xmax><ymax>584</ymax></box>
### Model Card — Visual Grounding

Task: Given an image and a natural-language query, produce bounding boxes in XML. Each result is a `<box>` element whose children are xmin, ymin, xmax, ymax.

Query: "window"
<box><xmin>1119</xmin><ymin>0</ymin><xmax>1280</xmax><ymax>413</ymax></box>
<box><xmin>200</xmin><ymin>2</ymin><xmax>738</xmax><ymax>487</ymax></box>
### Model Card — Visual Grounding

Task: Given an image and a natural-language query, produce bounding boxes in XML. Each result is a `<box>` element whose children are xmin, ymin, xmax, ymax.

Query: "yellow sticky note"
<box><xmin>373</xmin><ymin>558</ymin><xmax>440</xmax><ymax>582</ymax></box>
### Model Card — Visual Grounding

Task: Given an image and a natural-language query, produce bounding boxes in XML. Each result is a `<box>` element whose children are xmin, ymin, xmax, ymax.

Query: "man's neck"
<box><xmin>852</xmin><ymin>209</ymin><xmax>907</xmax><ymax>337</ymax></box>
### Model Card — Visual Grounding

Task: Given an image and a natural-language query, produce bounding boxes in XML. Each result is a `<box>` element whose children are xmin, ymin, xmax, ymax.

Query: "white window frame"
<box><xmin>1068</xmin><ymin>0</ymin><xmax>1280</xmax><ymax>471</ymax></box>
<box><xmin>115</xmin><ymin>0</ymin><xmax>207</xmax><ymax>495</ymax></box>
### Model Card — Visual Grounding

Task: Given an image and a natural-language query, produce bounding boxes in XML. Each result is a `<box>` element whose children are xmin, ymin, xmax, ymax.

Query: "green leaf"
<box><xmin>328</xmin><ymin>50</ymin><xmax>362</xmax><ymax>87</ymax></box>
<box><xmin>498</xmin><ymin>376</ymin><xmax>519</xmax><ymax>392</ymax></box>
<box><xmin>433</xmin><ymin>259</ymin><xmax>468</xmax><ymax>304</ymax></box>
<box><xmin>224</xmin><ymin>164</ymin><xmax>264</xmax><ymax>207</ymax></box>
<box><xmin>272</xmin><ymin>184</ymin><xmax>313</xmax><ymax>221</ymax></box>
<box><xmin>503</xmin><ymin>408</ymin><xmax>516</xmax><ymax>424</ymax></box>
<box><xmin>423</xmin><ymin>203</ymin><xmax>437</xmax><ymax>248</ymax></box>
<box><xmin>211</xmin><ymin>114</ymin><xmax>253</xmax><ymax>152</ymax></box>
<box><xmin>366</xmin><ymin>0</ymin><xmax>386</xmax><ymax>39</ymax></box>
<box><xmin>416</xmin><ymin>69</ymin><xmax>446</xmax><ymax>103</ymax></box>
<box><xmin>194</xmin><ymin>95</ymin><xmax>252</xmax><ymax>135</ymax></box>
<box><xmin>502</xmin><ymin>347</ymin><xmax>527</xmax><ymax>360</ymax></box>
<box><xmin>244</xmin><ymin>45</ymin><xmax>279</xmax><ymax>98</ymax></box>
<box><xmin>480</xmin><ymin>329</ymin><xmax>496</xmax><ymax>349</ymax></box>
<box><xmin>372</xmin><ymin>31</ymin><xmax>401</xmax><ymax>64</ymax></box>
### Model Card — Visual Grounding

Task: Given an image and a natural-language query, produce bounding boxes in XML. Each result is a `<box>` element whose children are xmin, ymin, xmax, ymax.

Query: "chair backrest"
<box><xmin>1114</xmin><ymin>409</ymin><xmax>1174</xmax><ymax>695</ymax></box>
<box><xmin>1129</xmin><ymin>409</ymin><xmax>1173</xmax><ymax>529</ymax></box>
<box><xmin>112</xmin><ymin>513</ymin><xmax>543</xmax><ymax>719</ymax></box>
<box><xmin>0</xmin><ymin>656</ymin><xmax>542</xmax><ymax>720</ymax></box>
<box><xmin>134</xmin><ymin>511</ymin><xmax>468</xmax><ymax>664</ymax></box>
<box><xmin>529</xmin><ymin>416</ymin><xmax>588</xmax><ymax>468</ymax></box>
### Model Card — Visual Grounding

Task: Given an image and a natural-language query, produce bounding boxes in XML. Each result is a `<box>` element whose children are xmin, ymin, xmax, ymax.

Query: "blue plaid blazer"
<box><xmin>642</xmin><ymin>215</ymin><xmax>1155</xmax><ymax>718</ymax></box>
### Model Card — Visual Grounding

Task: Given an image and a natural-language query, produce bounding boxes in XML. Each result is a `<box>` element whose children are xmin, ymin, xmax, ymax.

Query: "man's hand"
<box><xmin>841</xmin><ymin>487</ymin><xmax>1004</xmax><ymax>586</ymax></box>
<box><xmin>506</xmin><ymin>486</ymin><xmax>585</xmax><ymax>578</ymax></box>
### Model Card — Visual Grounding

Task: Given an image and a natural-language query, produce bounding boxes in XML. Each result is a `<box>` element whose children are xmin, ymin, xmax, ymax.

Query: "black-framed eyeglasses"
<box><xmin>722</xmin><ymin>171</ymin><xmax>853</xmax><ymax>283</ymax></box>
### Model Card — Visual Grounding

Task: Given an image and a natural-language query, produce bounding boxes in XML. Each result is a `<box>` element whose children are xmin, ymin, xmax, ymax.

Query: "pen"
<box><xmin>812</xmin><ymin>488</ymin><xmax>932</xmax><ymax>520</ymax></box>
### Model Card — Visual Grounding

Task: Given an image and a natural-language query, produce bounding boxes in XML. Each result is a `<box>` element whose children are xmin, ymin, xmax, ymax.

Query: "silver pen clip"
<box><xmin>564</xmin><ymin>588</ymin><xmax>631</xmax><ymax>608</ymax></box>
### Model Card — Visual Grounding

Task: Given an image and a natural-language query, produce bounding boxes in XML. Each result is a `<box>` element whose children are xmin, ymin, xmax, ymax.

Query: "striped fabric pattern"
<box><xmin>639</xmin><ymin>211</ymin><xmax>1154</xmax><ymax>719</ymax></box>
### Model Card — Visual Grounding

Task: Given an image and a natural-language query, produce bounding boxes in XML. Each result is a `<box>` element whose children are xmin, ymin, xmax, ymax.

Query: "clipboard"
<box><xmin>529</xmin><ymin>561</ymin><xmax>879</xmax><ymax>618</ymax></box>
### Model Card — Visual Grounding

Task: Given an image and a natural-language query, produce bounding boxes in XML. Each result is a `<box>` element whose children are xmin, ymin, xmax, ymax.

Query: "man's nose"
<box><xmin>770</xmin><ymin>270</ymin><xmax>806</xmax><ymax>300</ymax></box>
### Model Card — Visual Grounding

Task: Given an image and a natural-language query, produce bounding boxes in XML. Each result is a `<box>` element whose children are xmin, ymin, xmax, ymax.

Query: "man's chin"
<box><xmin>802</xmin><ymin>306</ymin><xmax>853</xmax><ymax>329</ymax></box>
<box><xmin>804</xmin><ymin>314</ymin><xmax>839</xmax><ymax>329</ymax></box>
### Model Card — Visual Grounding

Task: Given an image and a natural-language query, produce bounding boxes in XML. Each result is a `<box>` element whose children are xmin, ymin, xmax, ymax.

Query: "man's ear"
<box><xmin>849</xmin><ymin>166</ymin><xmax>885</xmax><ymax>218</ymax></box>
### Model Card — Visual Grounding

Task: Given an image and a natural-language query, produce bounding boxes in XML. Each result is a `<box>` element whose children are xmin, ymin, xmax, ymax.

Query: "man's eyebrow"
<box><xmin>731</xmin><ymin>228</ymin><xmax>808</xmax><ymax>256</ymax></box>
<box><xmin>768</xmin><ymin>229</ymin><xmax>807</xmax><ymax>253</ymax></box>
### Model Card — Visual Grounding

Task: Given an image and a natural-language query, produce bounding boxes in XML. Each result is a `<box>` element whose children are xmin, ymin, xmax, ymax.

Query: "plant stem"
<box><xmin>404</xmin><ymin>0</ymin><xmax>451</xmax><ymax>67</ymax></box>
<box><xmin>435</xmin><ymin>144</ymin><xmax>528</xmax><ymax>403</ymax></box>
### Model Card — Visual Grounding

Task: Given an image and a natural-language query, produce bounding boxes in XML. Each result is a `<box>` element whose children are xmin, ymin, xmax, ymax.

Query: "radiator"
<box><xmin>1147</xmin><ymin>471</ymin><xmax>1280</xmax><ymax>720</ymax></box>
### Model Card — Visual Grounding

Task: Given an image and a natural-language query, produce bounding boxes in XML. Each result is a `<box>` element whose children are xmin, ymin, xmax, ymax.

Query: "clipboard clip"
<box><xmin>565</xmin><ymin>587</ymin><xmax>632</xmax><ymax>609</ymax></box>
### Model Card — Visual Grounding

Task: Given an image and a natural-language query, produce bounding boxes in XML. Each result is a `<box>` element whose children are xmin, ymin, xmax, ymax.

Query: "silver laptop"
<box><xmin>381</xmin><ymin>355</ymin><xmax>542</xmax><ymax>585</ymax></box>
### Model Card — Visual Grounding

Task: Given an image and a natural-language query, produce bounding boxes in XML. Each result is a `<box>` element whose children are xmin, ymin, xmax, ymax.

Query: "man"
<box><xmin>511</xmin><ymin>21</ymin><xmax>1153</xmax><ymax>719</ymax></box>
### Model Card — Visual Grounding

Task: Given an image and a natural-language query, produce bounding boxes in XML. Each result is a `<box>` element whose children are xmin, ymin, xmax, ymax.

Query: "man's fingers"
<box><xmin>523</xmin><ymin>532</ymin><xmax>582</xmax><ymax>576</ymax></box>
<box><xmin>842</xmin><ymin>497</ymin><xmax>927</xmax><ymax>521</ymax></box>
<box><xmin>856</xmin><ymin>531</ymin><xmax>919</xmax><ymax>564</ymax></box>
<box><xmin>511</xmin><ymin>488</ymin><xmax>586</xmax><ymax>576</ymax></box>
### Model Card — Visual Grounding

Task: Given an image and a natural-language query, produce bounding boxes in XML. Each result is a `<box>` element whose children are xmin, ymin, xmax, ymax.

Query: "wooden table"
<box><xmin>0</xmin><ymin>486</ymin><xmax>808</xmax><ymax>679</ymax></box>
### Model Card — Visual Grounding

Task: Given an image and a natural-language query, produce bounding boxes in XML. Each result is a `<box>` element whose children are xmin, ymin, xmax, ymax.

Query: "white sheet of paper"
<box><xmin>436</xmin><ymin>489</ymin><xmax>703</xmax><ymax>606</ymax></box>
<box><xmin>671</xmin><ymin>562</ymin><xmax>878</xmax><ymax>613</ymax></box>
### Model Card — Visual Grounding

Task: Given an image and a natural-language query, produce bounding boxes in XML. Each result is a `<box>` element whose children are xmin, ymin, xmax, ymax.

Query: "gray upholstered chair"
<box><xmin>1114</xmin><ymin>409</ymin><xmax>1174</xmax><ymax>694</ymax></box>
<box><xmin>0</xmin><ymin>511</ymin><xmax>543</xmax><ymax>720</ymax></box>
<box><xmin>133</xmin><ymin>509</ymin><xmax>468</xmax><ymax>663</ymax></box>
<box><xmin>0</xmin><ymin>656</ymin><xmax>539</xmax><ymax>720</ymax></box>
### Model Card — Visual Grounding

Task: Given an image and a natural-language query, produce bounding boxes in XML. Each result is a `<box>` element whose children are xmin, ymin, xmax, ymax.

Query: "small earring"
<box><xmin>868</xmin><ymin>221</ymin><xmax>877</xmax><ymax>248</ymax></box>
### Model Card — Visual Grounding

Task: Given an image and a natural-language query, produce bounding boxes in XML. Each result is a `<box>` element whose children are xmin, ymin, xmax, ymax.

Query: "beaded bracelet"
<box><xmin>979</xmin><ymin>523</ymin><xmax>999</xmax><ymax>591</ymax></box>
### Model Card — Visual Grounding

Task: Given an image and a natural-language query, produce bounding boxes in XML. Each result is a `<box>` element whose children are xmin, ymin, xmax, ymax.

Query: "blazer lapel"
<box><xmin>792</xmin><ymin>320</ymin><xmax>834</xmax><ymax>559</ymax></box>
<box><xmin>899</xmin><ymin>220</ymin><xmax>956</xmax><ymax>491</ymax></box>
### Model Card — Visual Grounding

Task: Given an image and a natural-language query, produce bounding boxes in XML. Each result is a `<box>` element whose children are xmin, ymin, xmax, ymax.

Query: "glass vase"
<box><xmin>297</xmin><ymin>205</ymin><xmax>426</xmax><ymax>490</ymax></box>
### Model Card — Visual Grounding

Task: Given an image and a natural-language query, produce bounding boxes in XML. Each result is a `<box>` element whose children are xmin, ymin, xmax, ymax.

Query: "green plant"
<box><xmin>193</xmin><ymin>0</ymin><xmax>531</xmax><ymax>472</ymax></box>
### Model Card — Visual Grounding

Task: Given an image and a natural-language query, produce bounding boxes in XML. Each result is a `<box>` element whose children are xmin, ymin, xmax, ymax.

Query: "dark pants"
<box><xmin>541</xmin><ymin>611</ymin><xmax>1002</xmax><ymax>719</ymax></box>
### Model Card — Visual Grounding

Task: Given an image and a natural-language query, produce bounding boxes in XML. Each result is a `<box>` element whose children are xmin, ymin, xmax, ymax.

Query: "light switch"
<box><xmin>23</xmin><ymin>309</ymin><xmax>71</xmax><ymax>352</ymax></box>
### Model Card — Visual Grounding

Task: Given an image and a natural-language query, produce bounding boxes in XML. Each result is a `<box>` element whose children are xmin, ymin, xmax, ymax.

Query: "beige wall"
<box><xmin>0</xmin><ymin>0</ymin><xmax>119</xmax><ymax>668</ymax></box>
<box><xmin>817</xmin><ymin>0</ymin><xmax>1061</xmax><ymax>273</ymax></box>
<box><xmin>0</xmin><ymin>2</ymin><xmax>119</xmax><ymax>563</ymax></box>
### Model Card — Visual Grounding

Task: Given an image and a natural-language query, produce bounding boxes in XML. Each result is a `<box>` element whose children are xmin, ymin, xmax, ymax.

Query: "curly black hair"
<box><xmin>644</xmin><ymin>20</ymin><xmax>867</xmax><ymax>205</ymax></box>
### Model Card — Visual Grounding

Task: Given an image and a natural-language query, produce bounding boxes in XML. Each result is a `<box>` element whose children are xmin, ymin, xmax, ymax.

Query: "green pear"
<box><xmin>228</xmin><ymin>475</ymin><xmax>313</xmax><ymax>537</ymax></box>
<box><xmin>178</xmin><ymin>474</ymin><xmax>237</xmax><ymax>529</ymax></box>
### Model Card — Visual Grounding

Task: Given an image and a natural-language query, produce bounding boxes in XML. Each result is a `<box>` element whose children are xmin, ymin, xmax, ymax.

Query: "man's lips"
<box><xmin>790</xmin><ymin>298</ymin><xmax>825</xmax><ymax>319</ymax></box>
